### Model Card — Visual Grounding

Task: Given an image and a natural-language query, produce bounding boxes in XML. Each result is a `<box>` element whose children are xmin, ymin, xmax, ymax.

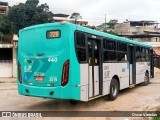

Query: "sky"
<box><xmin>2</xmin><ymin>0</ymin><xmax>160</xmax><ymax>25</ymax></box>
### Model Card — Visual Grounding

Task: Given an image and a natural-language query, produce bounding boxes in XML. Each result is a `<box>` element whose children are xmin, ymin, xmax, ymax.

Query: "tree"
<box><xmin>8</xmin><ymin>3</ymin><xmax>25</xmax><ymax>33</ymax></box>
<box><xmin>70</xmin><ymin>12</ymin><xmax>82</xmax><ymax>24</ymax></box>
<box><xmin>103</xmin><ymin>30</ymin><xmax>118</xmax><ymax>35</ymax></box>
<box><xmin>0</xmin><ymin>15</ymin><xmax>11</xmax><ymax>34</ymax></box>
<box><xmin>108</xmin><ymin>19</ymin><xmax>118</xmax><ymax>29</ymax></box>
<box><xmin>8</xmin><ymin>0</ymin><xmax>53</xmax><ymax>33</ymax></box>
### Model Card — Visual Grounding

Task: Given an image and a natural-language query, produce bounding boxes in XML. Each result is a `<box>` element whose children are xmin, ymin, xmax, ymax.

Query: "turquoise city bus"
<box><xmin>17</xmin><ymin>22</ymin><xmax>154</xmax><ymax>101</ymax></box>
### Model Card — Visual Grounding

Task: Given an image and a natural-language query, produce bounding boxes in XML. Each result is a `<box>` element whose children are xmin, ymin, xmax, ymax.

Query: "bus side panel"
<box><xmin>59</xmin><ymin>86</ymin><xmax>80</xmax><ymax>100</ymax></box>
<box><xmin>102</xmin><ymin>63</ymin><xmax>113</xmax><ymax>95</ymax></box>
<box><xmin>102</xmin><ymin>63</ymin><xmax>129</xmax><ymax>95</ymax></box>
<box><xmin>136</xmin><ymin>62</ymin><xmax>150</xmax><ymax>84</ymax></box>
<box><xmin>117</xmin><ymin>63</ymin><xmax>129</xmax><ymax>90</ymax></box>
<box><xmin>146</xmin><ymin>62</ymin><xmax>151</xmax><ymax>78</ymax></box>
<box><xmin>80</xmin><ymin>64</ymin><xmax>89</xmax><ymax>101</ymax></box>
<box><xmin>136</xmin><ymin>62</ymin><xmax>143</xmax><ymax>84</ymax></box>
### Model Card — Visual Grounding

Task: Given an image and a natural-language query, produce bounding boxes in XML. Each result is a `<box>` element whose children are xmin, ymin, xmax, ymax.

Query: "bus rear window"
<box><xmin>20</xmin><ymin>28</ymin><xmax>64</xmax><ymax>53</ymax></box>
<box><xmin>46</xmin><ymin>30</ymin><xmax>60</xmax><ymax>39</ymax></box>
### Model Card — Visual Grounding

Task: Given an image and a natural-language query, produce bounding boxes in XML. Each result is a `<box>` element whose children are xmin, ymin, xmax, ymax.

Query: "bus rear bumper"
<box><xmin>17</xmin><ymin>83</ymin><xmax>80</xmax><ymax>100</ymax></box>
<box><xmin>18</xmin><ymin>83</ymin><xmax>60</xmax><ymax>99</ymax></box>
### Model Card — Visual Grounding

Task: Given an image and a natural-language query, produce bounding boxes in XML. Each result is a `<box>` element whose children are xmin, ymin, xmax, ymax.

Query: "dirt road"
<box><xmin>0</xmin><ymin>78</ymin><xmax>160</xmax><ymax>120</ymax></box>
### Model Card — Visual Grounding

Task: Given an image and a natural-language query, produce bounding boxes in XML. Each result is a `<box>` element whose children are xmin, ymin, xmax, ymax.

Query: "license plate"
<box><xmin>35</xmin><ymin>76</ymin><xmax>44</xmax><ymax>81</ymax></box>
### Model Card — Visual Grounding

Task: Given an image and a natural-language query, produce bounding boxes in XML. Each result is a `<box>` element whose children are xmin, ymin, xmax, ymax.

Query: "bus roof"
<box><xmin>20</xmin><ymin>22</ymin><xmax>152</xmax><ymax>48</ymax></box>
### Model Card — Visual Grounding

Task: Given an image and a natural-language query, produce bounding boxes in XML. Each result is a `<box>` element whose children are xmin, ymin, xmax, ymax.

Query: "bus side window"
<box><xmin>117</xmin><ymin>42</ymin><xmax>127</xmax><ymax>52</ymax></box>
<box><xmin>76</xmin><ymin>49</ymin><xmax>86</xmax><ymax>62</ymax></box>
<box><xmin>118</xmin><ymin>53</ymin><xmax>127</xmax><ymax>61</ymax></box>
<box><xmin>145</xmin><ymin>49</ymin><xmax>150</xmax><ymax>61</ymax></box>
<box><xmin>75</xmin><ymin>31</ymin><xmax>87</xmax><ymax>63</ymax></box>
<box><xmin>104</xmin><ymin>51</ymin><xmax>117</xmax><ymax>62</ymax></box>
<box><xmin>76</xmin><ymin>32</ymin><xmax>85</xmax><ymax>47</ymax></box>
<box><xmin>136</xmin><ymin>46</ymin><xmax>141</xmax><ymax>62</ymax></box>
<box><xmin>103</xmin><ymin>39</ymin><xmax>116</xmax><ymax>50</ymax></box>
<box><xmin>141</xmin><ymin>47</ymin><xmax>146</xmax><ymax>61</ymax></box>
<box><xmin>103</xmin><ymin>39</ymin><xmax>117</xmax><ymax>62</ymax></box>
<box><xmin>117</xmin><ymin>42</ymin><xmax>128</xmax><ymax>62</ymax></box>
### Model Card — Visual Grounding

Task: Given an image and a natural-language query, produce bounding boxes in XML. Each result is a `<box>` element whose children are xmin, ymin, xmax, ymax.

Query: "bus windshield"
<box><xmin>20</xmin><ymin>28</ymin><xmax>64</xmax><ymax>53</ymax></box>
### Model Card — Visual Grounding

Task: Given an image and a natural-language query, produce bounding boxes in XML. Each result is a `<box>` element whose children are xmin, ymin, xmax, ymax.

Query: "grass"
<box><xmin>152</xmin><ymin>106</ymin><xmax>160</xmax><ymax>120</ymax></box>
<box><xmin>153</xmin><ymin>117</ymin><xmax>160</xmax><ymax>120</ymax></box>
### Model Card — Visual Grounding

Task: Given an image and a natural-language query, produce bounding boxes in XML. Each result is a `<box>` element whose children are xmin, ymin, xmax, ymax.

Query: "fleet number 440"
<box><xmin>48</xmin><ymin>57</ymin><xmax>58</xmax><ymax>62</ymax></box>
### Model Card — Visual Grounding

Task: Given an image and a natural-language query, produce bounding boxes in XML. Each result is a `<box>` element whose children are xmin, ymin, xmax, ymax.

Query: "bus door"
<box><xmin>128</xmin><ymin>45</ymin><xmax>136</xmax><ymax>85</ymax></box>
<box><xmin>150</xmin><ymin>49</ymin><xmax>154</xmax><ymax>78</ymax></box>
<box><xmin>88</xmin><ymin>39</ymin><xmax>102</xmax><ymax>98</ymax></box>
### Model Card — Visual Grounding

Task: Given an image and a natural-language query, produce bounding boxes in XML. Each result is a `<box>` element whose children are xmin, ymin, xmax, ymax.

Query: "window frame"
<box><xmin>103</xmin><ymin>38</ymin><xmax>129</xmax><ymax>63</ymax></box>
<box><xmin>103</xmin><ymin>38</ymin><xmax>117</xmax><ymax>63</ymax></box>
<box><xmin>141</xmin><ymin>47</ymin><xmax>146</xmax><ymax>62</ymax></box>
<box><xmin>74</xmin><ymin>31</ymin><xmax>87</xmax><ymax>63</ymax></box>
<box><xmin>74</xmin><ymin>30</ymin><xmax>151</xmax><ymax>64</ymax></box>
<box><xmin>103</xmin><ymin>38</ymin><xmax>116</xmax><ymax>51</ymax></box>
<box><xmin>145</xmin><ymin>48</ymin><xmax>150</xmax><ymax>61</ymax></box>
<box><xmin>117</xmin><ymin>42</ymin><xmax>127</xmax><ymax>52</ymax></box>
<box><xmin>75</xmin><ymin>31</ymin><xmax>86</xmax><ymax>48</ymax></box>
<box><xmin>117</xmin><ymin>42</ymin><xmax>128</xmax><ymax>62</ymax></box>
<box><xmin>136</xmin><ymin>46</ymin><xmax>141</xmax><ymax>62</ymax></box>
<box><xmin>103</xmin><ymin>50</ymin><xmax>117</xmax><ymax>62</ymax></box>
<box><xmin>117</xmin><ymin>51</ymin><xmax>128</xmax><ymax>62</ymax></box>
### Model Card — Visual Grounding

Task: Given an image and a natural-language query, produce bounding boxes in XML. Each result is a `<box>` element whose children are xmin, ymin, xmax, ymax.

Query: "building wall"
<box><xmin>0</xmin><ymin>62</ymin><xmax>12</xmax><ymax>77</ymax></box>
<box><xmin>114</xmin><ymin>22</ymin><xmax>160</xmax><ymax>42</ymax></box>
<box><xmin>115</xmin><ymin>23</ymin><xmax>159</xmax><ymax>35</ymax></box>
<box><xmin>0</xmin><ymin>44</ymin><xmax>17</xmax><ymax>78</ymax></box>
<box><xmin>115</xmin><ymin>23</ymin><xmax>130</xmax><ymax>35</ymax></box>
<box><xmin>131</xmin><ymin>37</ymin><xmax>160</xmax><ymax>42</ymax></box>
<box><xmin>53</xmin><ymin>16</ymin><xmax>88</xmax><ymax>26</ymax></box>
<box><xmin>0</xmin><ymin>2</ymin><xmax>8</xmax><ymax>15</ymax></box>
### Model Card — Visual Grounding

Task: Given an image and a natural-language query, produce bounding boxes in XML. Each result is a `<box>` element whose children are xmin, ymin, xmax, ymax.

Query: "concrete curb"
<box><xmin>0</xmin><ymin>78</ymin><xmax>16</xmax><ymax>83</ymax></box>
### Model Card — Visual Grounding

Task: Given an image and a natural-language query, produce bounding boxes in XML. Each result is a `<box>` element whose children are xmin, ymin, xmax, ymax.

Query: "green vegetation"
<box><xmin>0</xmin><ymin>0</ymin><xmax>53</xmax><ymax>35</ymax></box>
<box><xmin>153</xmin><ymin>117</ymin><xmax>160</xmax><ymax>120</ymax></box>
<box><xmin>97</xmin><ymin>19</ymin><xmax>118</xmax><ymax>29</ymax></box>
<box><xmin>103</xmin><ymin>30</ymin><xmax>118</xmax><ymax>35</ymax></box>
<box><xmin>0</xmin><ymin>15</ymin><xmax>11</xmax><ymax>34</ymax></box>
<box><xmin>108</xmin><ymin>19</ymin><xmax>118</xmax><ymax>29</ymax></box>
<box><xmin>96</xmin><ymin>19</ymin><xmax>118</xmax><ymax>35</ymax></box>
<box><xmin>70</xmin><ymin>12</ymin><xmax>82</xmax><ymax>24</ymax></box>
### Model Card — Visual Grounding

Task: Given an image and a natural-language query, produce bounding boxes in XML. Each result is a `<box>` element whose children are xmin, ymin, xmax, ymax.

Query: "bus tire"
<box><xmin>69</xmin><ymin>100</ymin><xmax>77</xmax><ymax>105</ymax></box>
<box><xmin>109</xmin><ymin>79</ymin><xmax>119</xmax><ymax>101</ymax></box>
<box><xmin>142</xmin><ymin>72</ymin><xmax>149</xmax><ymax>86</ymax></box>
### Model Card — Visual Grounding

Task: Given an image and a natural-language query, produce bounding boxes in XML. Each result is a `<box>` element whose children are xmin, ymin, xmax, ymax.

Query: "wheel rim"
<box><xmin>112</xmin><ymin>83</ymin><xmax>118</xmax><ymax>97</ymax></box>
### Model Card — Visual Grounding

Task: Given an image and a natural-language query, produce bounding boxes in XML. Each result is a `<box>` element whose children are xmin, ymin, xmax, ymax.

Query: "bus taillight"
<box><xmin>18</xmin><ymin>61</ymin><xmax>22</xmax><ymax>83</ymax></box>
<box><xmin>61</xmin><ymin>60</ymin><xmax>69</xmax><ymax>86</ymax></box>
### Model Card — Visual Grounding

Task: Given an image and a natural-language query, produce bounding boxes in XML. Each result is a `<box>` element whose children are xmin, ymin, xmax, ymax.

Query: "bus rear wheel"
<box><xmin>109</xmin><ymin>79</ymin><xmax>119</xmax><ymax>101</ymax></box>
<box><xmin>69</xmin><ymin>100</ymin><xmax>77</xmax><ymax>105</ymax></box>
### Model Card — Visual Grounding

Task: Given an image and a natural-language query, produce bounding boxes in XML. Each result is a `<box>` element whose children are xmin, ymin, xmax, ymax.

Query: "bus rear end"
<box><xmin>17</xmin><ymin>23</ymin><xmax>80</xmax><ymax>100</ymax></box>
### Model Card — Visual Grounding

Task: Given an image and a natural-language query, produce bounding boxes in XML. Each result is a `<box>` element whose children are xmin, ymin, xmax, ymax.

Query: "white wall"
<box><xmin>0</xmin><ymin>62</ymin><xmax>12</xmax><ymax>77</ymax></box>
